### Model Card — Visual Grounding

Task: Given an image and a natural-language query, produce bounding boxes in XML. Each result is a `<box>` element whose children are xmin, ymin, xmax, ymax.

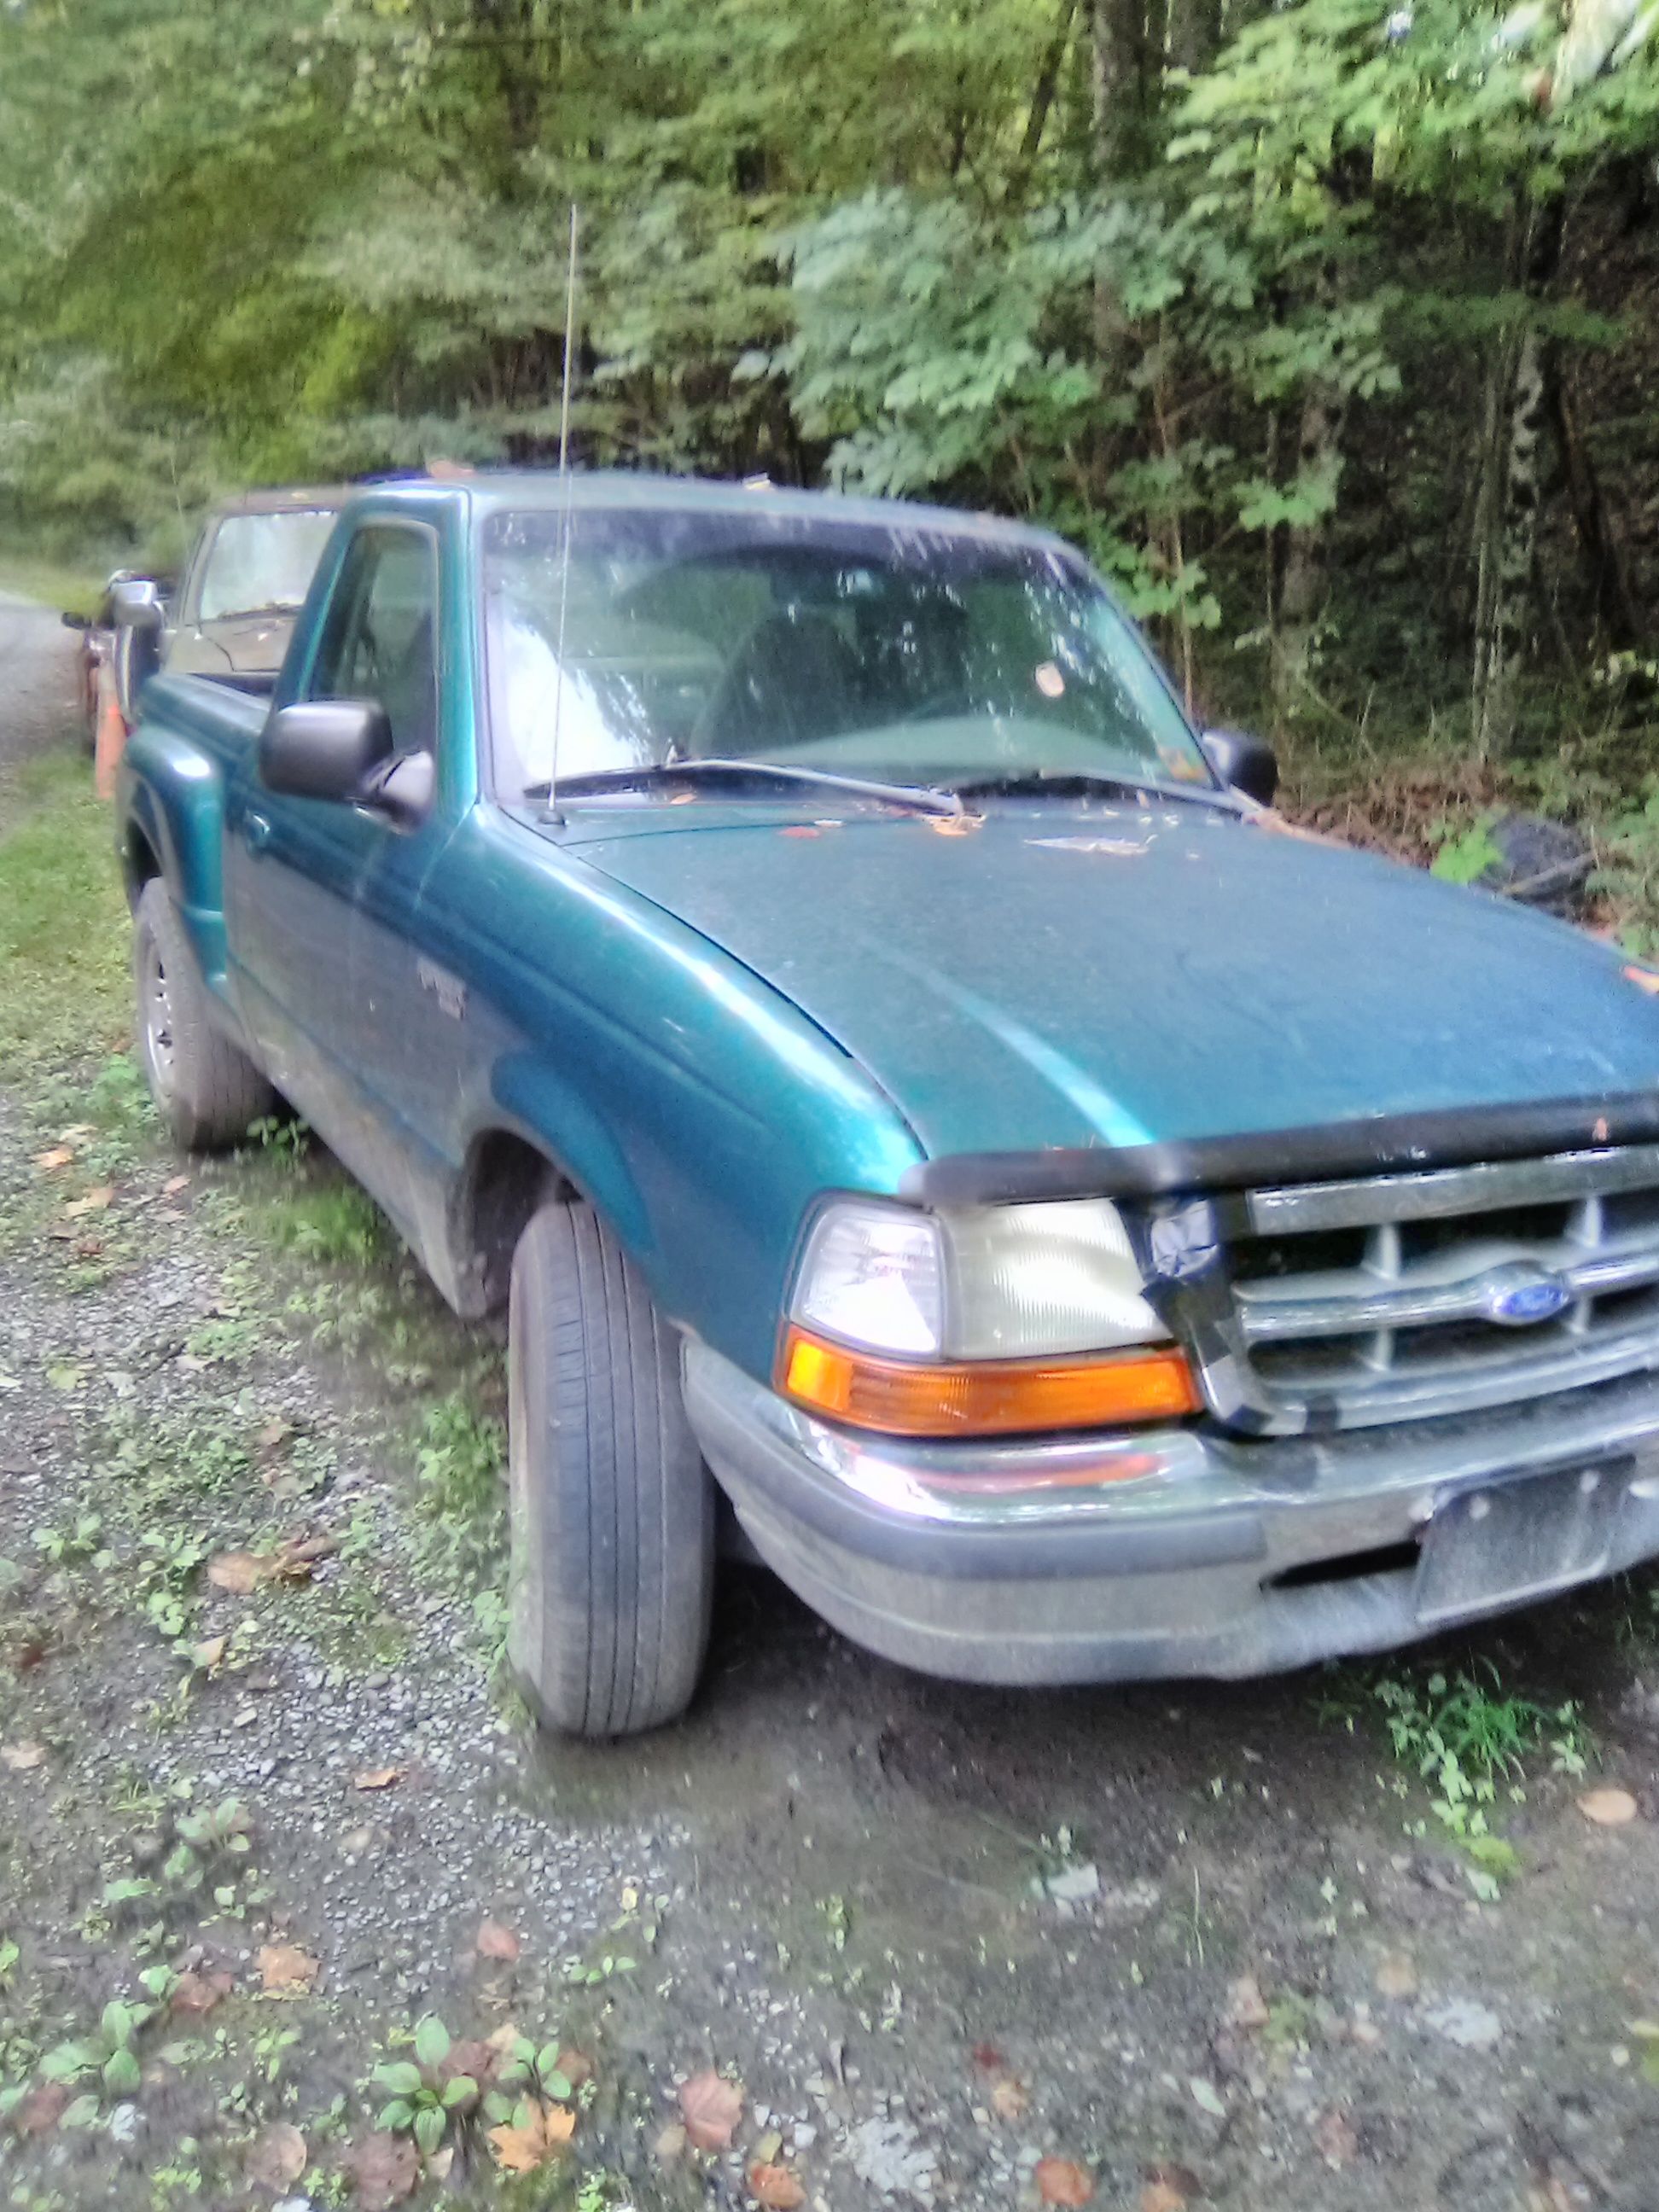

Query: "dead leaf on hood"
<box><xmin>476</xmin><ymin>1918</ymin><xmax>521</xmax><ymax>1963</ymax></box>
<box><xmin>486</xmin><ymin>2098</ymin><xmax>575</xmax><ymax>2173</ymax></box>
<box><xmin>1579</xmin><ymin>1787</ymin><xmax>1639</xmax><ymax>1827</ymax></box>
<box><xmin>256</xmin><ymin>1943</ymin><xmax>318</xmax><ymax>1996</ymax></box>
<box><xmin>352</xmin><ymin>1767</ymin><xmax>404</xmax><ymax>1792</ymax></box>
<box><xmin>247</xmin><ymin>2121</ymin><xmax>307</xmax><ymax>2190</ymax></box>
<box><xmin>748</xmin><ymin>2162</ymin><xmax>806</xmax><ymax>2209</ymax></box>
<box><xmin>678</xmin><ymin>2069</ymin><xmax>743</xmax><ymax>2151</ymax></box>
<box><xmin>341</xmin><ymin>2129</ymin><xmax>419</xmax><ymax>2209</ymax></box>
<box><xmin>1035</xmin><ymin>2157</ymin><xmax>1096</xmax><ymax>2206</ymax></box>
<box><xmin>1</xmin><ymin>1742</ymin><xmax>46</xmax><ymax>1773</ymax></box>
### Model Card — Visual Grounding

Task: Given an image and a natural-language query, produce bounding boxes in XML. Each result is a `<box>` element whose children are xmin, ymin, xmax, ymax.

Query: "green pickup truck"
<box><xmin>117</xmin><ymin>471</ymin><xmax>1659</xmax><ymax>1737</ymax></box>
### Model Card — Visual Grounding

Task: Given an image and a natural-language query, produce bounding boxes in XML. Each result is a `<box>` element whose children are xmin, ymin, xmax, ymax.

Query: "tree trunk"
<box><xmin>1546</xmin><ymin>357</ymin><xmax>1639</xmax><ymax>649</ymax></box>
<box><xmin>1271</xmin><ymin>380</ymin><xmax>1342</xmax><ymax>730</ymax></box>
<box><xmin>1471</xmin><ymin>200</ymin><xmax>1564</xmax><ymax>757</ymax></box>
<box><xmin>1090</xmin><ymin>0</ymin><xmax>1154</xmax><ymax>181</ymax></box>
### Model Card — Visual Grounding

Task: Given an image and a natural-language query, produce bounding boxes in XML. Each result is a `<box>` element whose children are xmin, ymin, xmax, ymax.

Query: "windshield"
<box><xmin>197</xmin><ymin>510</ymin><xmax>338</xmax><ymax>623</ymax></box>
<box><xmin>481</xmin><ymin>504</ymin><xmax>1215</xmax><ymax>805</ymax></box>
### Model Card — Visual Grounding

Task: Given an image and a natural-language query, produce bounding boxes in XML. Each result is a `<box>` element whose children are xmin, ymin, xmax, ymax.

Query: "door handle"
<box><xmin>242</xmin><ymin>811</ymin><xmax>272</xmax><ymax>853</ymax></box>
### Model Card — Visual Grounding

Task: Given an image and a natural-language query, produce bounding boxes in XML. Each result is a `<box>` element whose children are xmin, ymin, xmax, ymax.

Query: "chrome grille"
<box><xmin>1175</xmin><ymin>1145</ymin><xmax>1659</xmax><ymax>1435</ymax></box>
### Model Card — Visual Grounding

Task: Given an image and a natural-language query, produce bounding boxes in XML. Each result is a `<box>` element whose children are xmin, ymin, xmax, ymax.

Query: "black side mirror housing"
<box><xmin>259</xmin><ymin>701</ymin><xmax>394</xmax><ymax>802</ymax></box>
<box><xmin>60</xmin><ymin>609</ymin><xmax>90</xmax><ymax>632</ymax></box>
<box><xmin>1200</xmin><ymin>728</ymin><xmax>1279</xmax><ymax>808</ymax></box>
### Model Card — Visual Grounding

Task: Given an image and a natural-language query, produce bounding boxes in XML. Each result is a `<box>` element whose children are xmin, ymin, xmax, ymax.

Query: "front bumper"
<box><xmin>681</xmin><ymin>1343</ymin><xmax>1659</xmax><ymax>1685</ymax></box>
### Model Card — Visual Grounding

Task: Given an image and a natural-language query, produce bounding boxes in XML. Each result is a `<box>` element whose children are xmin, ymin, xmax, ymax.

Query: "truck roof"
<box><xmin>363</xmin><ymin>468</ymin><xmax>1061</xmax><ymax>548</ymax></box>
<box><xmin>212</xmin><ymin>485</ymin><xmax>353</xmax><ymax>517</ymax></box>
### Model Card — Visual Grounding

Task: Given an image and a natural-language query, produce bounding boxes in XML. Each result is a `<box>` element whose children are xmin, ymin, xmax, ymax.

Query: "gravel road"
<box><xmin>0</xmin><ymin>591</ymin><xmax>79</xmax><ymax>820</ymax></box>
<box><xmin>3</xmin><ymin>610</ymin><xmax>1659</xmax><ymax>2211</ymax></box>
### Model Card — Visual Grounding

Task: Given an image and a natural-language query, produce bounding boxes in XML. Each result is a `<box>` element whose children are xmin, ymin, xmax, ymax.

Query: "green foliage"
<box><xmin>373</xmin><ymin>2017</ymin><xmax>477</xmax><ymax>2157</ymax></box>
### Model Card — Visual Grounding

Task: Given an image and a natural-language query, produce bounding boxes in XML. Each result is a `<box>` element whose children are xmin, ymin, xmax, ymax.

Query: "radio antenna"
<box><xmin>546</xmin><ymin>201</ymin><xmax>581</xmax><ymax>823</ymax></box>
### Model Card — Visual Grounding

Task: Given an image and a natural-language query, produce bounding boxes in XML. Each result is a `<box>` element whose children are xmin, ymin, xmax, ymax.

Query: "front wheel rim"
<box><xmin>141</xmin><ymin>934</ymin><xmax>177</xmax><ymax>1098</ymax></box>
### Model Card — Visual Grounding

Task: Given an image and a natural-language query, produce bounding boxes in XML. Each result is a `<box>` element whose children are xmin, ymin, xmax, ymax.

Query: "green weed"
<box><xmin>0</xmin><ymin>754</ymin><xmax>130</xmax><ymax>1073</ymax></box>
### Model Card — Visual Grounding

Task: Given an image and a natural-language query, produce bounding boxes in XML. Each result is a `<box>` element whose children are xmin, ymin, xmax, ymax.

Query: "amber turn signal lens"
<box><xmin>778</xmin><ymin>1326</ymin><xmax>1201</xmax><ymax>1438</ymax></box>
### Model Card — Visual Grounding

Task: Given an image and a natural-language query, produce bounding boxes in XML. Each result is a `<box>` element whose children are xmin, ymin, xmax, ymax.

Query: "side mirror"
<box><xmin>60</xmin><ymin>609</ymin><xmax>90</xmax><ymax>632</ymax></box>
<box><xmin>259</xmin><ymin>701</ymin><xmax>393</xmax><ymax>802</ymax></box>
<box><xmin>1200</xmin><ymin>728</ymin><xmax>1279</xmax><ymax>808</ymax></box>
<box><xmin>111</xmin><ymin>579</ymin><xmax>166</xmax><ymax>633</ymax></box>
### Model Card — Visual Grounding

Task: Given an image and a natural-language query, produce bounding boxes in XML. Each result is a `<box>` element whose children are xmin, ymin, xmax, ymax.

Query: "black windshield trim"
<box><xmin>948</xmin><ymin>769</ymin><xmax>1237</xmax><ymax>813</ymax></box>
<box><xmin>532</xmin><ymin>757</ymin><xmax>965</xmax><ymax>821</ymax></box>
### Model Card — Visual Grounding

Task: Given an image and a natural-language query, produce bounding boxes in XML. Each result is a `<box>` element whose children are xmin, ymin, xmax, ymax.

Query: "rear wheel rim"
<box><xmin>141</xmin><ymin>933</ymin><xmax>177</xmax><ymax>1098</ymax></box>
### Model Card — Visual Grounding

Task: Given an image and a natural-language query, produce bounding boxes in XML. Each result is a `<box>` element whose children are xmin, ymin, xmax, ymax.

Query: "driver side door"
<box><xmin>223</xmin><ymin>521</ymin><xmax>439</xmax><ymax>1147</ymax></box>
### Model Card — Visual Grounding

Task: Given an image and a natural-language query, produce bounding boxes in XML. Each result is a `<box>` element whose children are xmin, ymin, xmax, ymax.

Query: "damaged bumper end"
<box><xmin>681</xmin><ymin>1342</ymin><xmax>1659</xmax><ymax>1686</ymax></box>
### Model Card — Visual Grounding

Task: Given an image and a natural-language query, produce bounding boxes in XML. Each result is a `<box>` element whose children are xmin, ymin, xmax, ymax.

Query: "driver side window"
<box><xmin>309</xmin><ymin>526</ymin><xmax>439</xmax><ymax>759</ymax></box>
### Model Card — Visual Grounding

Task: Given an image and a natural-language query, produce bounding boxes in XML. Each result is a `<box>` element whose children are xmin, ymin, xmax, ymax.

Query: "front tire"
<box><xmin>508</xmin><ymin>1198</ymin><xmax>715</xmax><ymax>1738</ymax></box>
<box><xmin>133</xmin><ymin>880</ymin><xmax>275</xmax><ymax>1150</ymax></box>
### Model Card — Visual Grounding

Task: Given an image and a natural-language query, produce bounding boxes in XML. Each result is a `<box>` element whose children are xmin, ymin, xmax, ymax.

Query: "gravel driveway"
<box><xmin>3</xmin><ymin>609</ymin><xmax>1659</xmax><ymax>2212</ymax></box>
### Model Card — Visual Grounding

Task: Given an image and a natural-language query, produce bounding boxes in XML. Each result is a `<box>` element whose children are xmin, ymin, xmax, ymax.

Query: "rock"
<box><xmin>1046</xmin><ymin>1862</ymin><xmax>1100</xmax><ymax>1905</ymax></box>
<box><xmin>844</xmin><ymin>2116</ymin><xmax>938</xmax><ymax>2197</ymax></box>
<box><xmin>1423</xmin><ymin>1999</ymin><xmax>1501</xmax><ymax>2050</ymax></box>
<box><xmin>1374</xmin><ymin>1951</ymin><xmax>1418</xmax><ymax>2000</ymax></box>
<box><xmin>1225</xmin><ymin>1974</ymin><xmax>1270</xmax><ymax>2031</ymax></box>
<box><xmin>1474</xmin><ymin>812</ymin><xmax>1593</xmax><ymax>917</ymax></box>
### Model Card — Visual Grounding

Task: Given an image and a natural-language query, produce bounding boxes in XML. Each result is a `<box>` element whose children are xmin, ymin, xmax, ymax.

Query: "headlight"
<box><xmin>789</xmin><ymin>1196</ymin><xmax>1167</xmax><ymax>1360</ymax></box>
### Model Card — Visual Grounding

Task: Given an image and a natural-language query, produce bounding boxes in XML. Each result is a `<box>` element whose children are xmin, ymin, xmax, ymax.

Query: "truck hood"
<box><xmin>568</xmin><ymin>801</ymin><xmax>1659</xmax><ymax>1162</ymax></box>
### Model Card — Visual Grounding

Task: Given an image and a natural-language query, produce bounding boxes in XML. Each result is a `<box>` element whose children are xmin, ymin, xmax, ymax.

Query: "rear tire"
<box><xmin>508</xmin><ymin>1197</ymin><xmax>715</xmax><ymax>1738</ymax></box>
<box><xmin>133</xmin><ymin>879</ymin><xmax>274</xmax><ymax>1150</ymax></box>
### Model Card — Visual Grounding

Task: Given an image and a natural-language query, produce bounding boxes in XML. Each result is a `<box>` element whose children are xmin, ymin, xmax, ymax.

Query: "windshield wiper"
<box><xmin>948</xmin><ymin>768</ymin><xmax>1237</xmax><ymax>812</ymax></box>
<box><xmin>529</xmin><ymin>758</ymin><xmax>964</xmax><ymax>820</ymax></box>
<box><xmin>206</xmin><ymin>600</ymin><xmax>306</xmax><ymax>623</ymax></box>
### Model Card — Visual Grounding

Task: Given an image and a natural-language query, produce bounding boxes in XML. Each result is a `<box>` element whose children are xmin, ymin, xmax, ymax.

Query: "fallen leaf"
<box><xmin>171</xmin><ymin>1969</ymin><xmax>233</xmax><ymax>2016</ymax></box>
<box><xmin>207</xmin><ymin>1551</ymin><xmax>266</xmax><ymax>1596</ymax></box>
<box><xmin>64</xmin><ymin>1185</ymin><xmax>114</xmax><ymax>1218</ymax></box>
<box><xmin>256</xmin><ymin>1943</ymin><xmax>318</xmax><ymax>1996</ymax></box>
<box><xmin>1375</xmin><ymin>1950</ymin><xmax>1418</xmax><ymax>2000</ymax></box>
<box><xmin>653</xmin><ymin>2122</ymin><xmax>687</xmax><ymax>2164</ymax></box>
<box><xmin>191</xmin><ymin>1635</ymin><xmax>228</xmax><ymax>1676</ymax></box>
<box><xmin>1579</xmin><ymin>1787</ymin><xmax>1639</xmax><ymax>1827</ymax></box>
<box><xmin>486</xmin><ymin>2098</ymin><xmax>575</xmax><ymax>2173</ymax></box>
<box><xmin>256</xmin><ymin>1417</ymin><xmax>294</xmax><ymax>1453</ymax></box>
<box><xmin>353</xmin><ymin>1767</ymin><xmax>404</xmax><ymax>1792</ymax></box>
<box><xmin>1224</xmin><ymin>1973</ymin><xmax>1269</xmax><ymax>2030</ymax></box>
<box><xmin>556</xmin><ymin>2046</ymin><xmax>593</xmax><ymax>2088</ymax></box>
<box><xmin>443</xmin><ymin>2040</ymin><xmax>495</xmax><ymax>2096</ymax></box>
<box><xmin>748</xmin><ymin>2162</ymin><xmax>806</xmax><ymax>2209</ymax></box>
<box><xmin>1</xmin><ymin>1742</ymin><xmax>45</xmax><ymax>1773</ymax></box>
<box><xmin>247</xmin><ymin>2121</ymin><xmax>308</xmax><ymax>2190</ymax></box>
<box><xmin>341</xmin><ymin>2129</ymin><xmax>419</xmax><ymax>2209</ymax></box>
<box><xmin>163</xmin><ymin>1174</ymin><xmax>190</xmax><ymax>1196</ymax></box>
<box><xmin>989</xmin><ymin>2075</ymin><xmax>1028</xmax><ymax>2122</ymax></box>
<box><xmin>678</xmin><ymin>2069</ymin><xmax>743</xmax><ymax>2152</ymax></box>
<box><xmin>9</xmin><ymin>2082</ymin><xmax>69</xmax><ymax>2137</ymax></box>
<box><xmin>33</xmin><ymin>1148</ymin><xmax>73</xmax><ymax>1172</ymax></box>
<box><xmin>1035</xmin><ymin>2157</ymin><xmax>1096</xmax><ymax>2206</ymax></box>
<box><xmin>970</xmin><ymin>2040</ymin><xmax>1006</xmax><ymax>2073</ymax></box>
<box><xmin>1189</xmin><ymin>2077</ymin><xmax>1226</xmax><ymax>2119</ymax></box>
<box><xmin>476</xmin><ymin>1918</ymin><xmax>521</xmax><ymax>1962</ymax></box>
<box><xmin>56</xmin><ymin>1124</ymin><xmax>93</xmax><ymax>1143</ymax></box>
<box><xmin>485</xmin><ymin>2022</ymin><xmax>522</xmax><ymax>2058</ymax></box>
<box><xmin>1312</xmin><ymin>2108</ymin><xmax>1359</xmax><ymax>2168</ymax></box>
<box><xmin>1139</xmin><ymin>2171</ymin><xmax>1202</xmax><ymax>2212</ymax></box>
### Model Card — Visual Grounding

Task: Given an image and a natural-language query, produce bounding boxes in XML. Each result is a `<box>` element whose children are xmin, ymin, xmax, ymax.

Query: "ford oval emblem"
<box><xmin>1484</xmin><ymin>1272</ymin><xmax>1572</xmax><ymax>1326</ymax></box>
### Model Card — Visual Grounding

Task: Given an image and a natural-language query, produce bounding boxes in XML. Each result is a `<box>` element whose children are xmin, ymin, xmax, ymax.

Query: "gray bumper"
<box><xmin>681</xmin><ymin>1343</ymin><xmax>1659</xmax><ymax>1685</ymax></box>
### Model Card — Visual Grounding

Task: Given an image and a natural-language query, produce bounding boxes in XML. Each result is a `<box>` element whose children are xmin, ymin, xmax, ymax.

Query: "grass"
<box><xmin>0</xmin><ymin>751</ymin><xmax>131</xmax><ymax>1072</ymax></box>
<box><xmin>0</xmin><ymin>547</ymin><xmax>106</xmax><ymax>620</ymax></box>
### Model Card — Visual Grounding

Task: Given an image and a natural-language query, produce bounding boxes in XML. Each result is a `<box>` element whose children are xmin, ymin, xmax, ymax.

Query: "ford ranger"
<box><xmin>116</xmin><ymin>472</ymin><xmax>1659</xmax><ymax>1737</ymax></box>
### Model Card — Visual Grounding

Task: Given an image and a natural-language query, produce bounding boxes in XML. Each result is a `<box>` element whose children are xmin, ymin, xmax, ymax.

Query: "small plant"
<box><xmin>373</xmin><ymin>2017</ymin><xmax>478</xmax><ymax>2156</ymax></box>
<box><xmin>486</xmin><ymin>2036</ymin><xmax>573</xmax><ymax>2125</ymax></box>
<box><xmin>40</xmin><ymin>1996</ymin><xmax>152</xmax><ymax>2102</ymax></box>
<box><xmin>32</xmin><ymin>1513</ymin><xmax>108</xmax><ymax>1569</ymax></box>
<box><xmin>175</xmin><ymin>1797</ymin><xmax>253</xmax><ymax>1857</ymax></box>
<box><xmin>1429</xmin><ymin>811</ymin><xmax>1504</xmax><ymax>886</ymax></box>
<box><xmin>247</xmin><ymin>1113</ymin><xmax>311</xmax><ymax>1164</ymax></box>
